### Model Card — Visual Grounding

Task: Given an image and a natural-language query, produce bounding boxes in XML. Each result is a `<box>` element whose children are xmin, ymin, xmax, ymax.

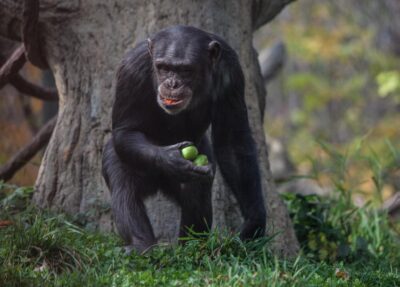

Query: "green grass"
<box><xmin>1</xmin><ymin>185</ymin><xmax>399</xmax><ymax>287</ymax></box>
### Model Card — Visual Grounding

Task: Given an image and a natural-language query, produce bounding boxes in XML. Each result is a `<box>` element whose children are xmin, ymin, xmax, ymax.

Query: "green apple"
<box><xmin>194</xmin><ymin>154</ymin><xmax>208</xmax><ymax>166</ymax></box>
<box><xmin>181</xmin><ymin>145</ymin><xmax>199</xmax><ymax>161</ymax></box>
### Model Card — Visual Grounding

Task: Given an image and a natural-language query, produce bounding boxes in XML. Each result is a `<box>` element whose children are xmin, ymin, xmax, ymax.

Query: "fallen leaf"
<box><xmin>335</xmin><ymin>268</ymin><xmax>350</xmax><ymax>280</ymax></box>
<box><xmin>0</xmin><ymin>220</ymin><xmax>13</xmax><ymax>228</ymax></box>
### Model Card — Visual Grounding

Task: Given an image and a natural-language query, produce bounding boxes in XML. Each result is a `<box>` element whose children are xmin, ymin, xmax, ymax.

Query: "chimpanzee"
<box><xmin>102</xmin><ymin>25</ymin><xmax>266</xmax><ymax>253</ymax></box>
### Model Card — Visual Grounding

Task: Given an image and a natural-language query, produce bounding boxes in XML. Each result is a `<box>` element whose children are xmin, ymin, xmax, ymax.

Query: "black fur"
<box><xmin>102</xmin><ymin>25</ymin><xmax>266</xmax><ymax>253</ymax></box>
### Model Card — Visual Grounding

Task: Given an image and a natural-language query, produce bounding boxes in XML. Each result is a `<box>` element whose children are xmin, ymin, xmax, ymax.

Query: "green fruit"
<box><xmin>194</xmin><ymin>154</ymin><xmax>208</xmax><ymax>166</ymax></box>
<box><xmin>181</xmin><ymin>145</ymin><xmax>199</xmax><ymax>160</ymax></box>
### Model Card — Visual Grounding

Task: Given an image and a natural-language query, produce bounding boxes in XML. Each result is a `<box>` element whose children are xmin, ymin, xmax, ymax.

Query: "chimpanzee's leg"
<box><xmin>176</xmin><ymin>136</ymin><xmax>215</xmax><ymax>237</ymax></box>
<box><xmin>102</xmin><ymin>139</ymin><xmax>157</xmax><ymax>254</ymax></box>
<box><xmin>177</xmin><ymin>181</ymin><xmax>213</xmax><ymax>237</ymax></box>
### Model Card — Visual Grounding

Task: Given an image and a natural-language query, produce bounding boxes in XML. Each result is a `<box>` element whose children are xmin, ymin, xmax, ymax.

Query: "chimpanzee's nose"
<box><xmin>166</xmin><ymin>78</ymin><xmax>180</xmax><ymax>89</ymax></box>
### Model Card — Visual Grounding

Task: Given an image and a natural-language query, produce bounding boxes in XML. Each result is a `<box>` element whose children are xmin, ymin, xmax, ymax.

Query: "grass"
<box><xmin>1</xmin><ymin>141</ymin><xmax>399</xmax><ymax>286</ymax></box>
<box><xmin>1</xmin><ymin>189</ymin><xmax>399</xmax><ymax>286</ymax></box>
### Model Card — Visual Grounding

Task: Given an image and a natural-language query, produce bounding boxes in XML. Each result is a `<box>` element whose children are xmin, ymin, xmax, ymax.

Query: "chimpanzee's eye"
<box><xmin>156</xmin><ymin>64</ymin><xmax>169</xmax><ymax>74</ymax></box>
<box><xmin>179</xmin><ymin>67</ymin><xmax>192</xmax><ymax>77</ymax></box>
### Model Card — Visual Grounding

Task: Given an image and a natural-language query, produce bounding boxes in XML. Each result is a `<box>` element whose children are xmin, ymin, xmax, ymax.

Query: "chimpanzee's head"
<box><xmin>148</xmin><ymin>26</ymin><xmax>221</xmax><ymax>115</ymax></box>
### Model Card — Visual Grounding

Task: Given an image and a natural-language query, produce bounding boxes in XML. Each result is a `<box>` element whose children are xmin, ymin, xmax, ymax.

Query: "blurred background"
<box><xmin>255</xmin><ymin>0</ymin><xmax>400</xmax><ymax>208</ymax></box>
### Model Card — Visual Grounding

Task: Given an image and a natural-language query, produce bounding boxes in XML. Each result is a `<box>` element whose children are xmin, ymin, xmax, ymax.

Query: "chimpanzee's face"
<box><xmin>148</xmin><ymin>29</ymin><xmax>220</xmax><ymax>115</ymax></box>
<box><xmin>153</xmin><ymin>56</ymin><xmax>195</xmax><ymax>115</ymax></box>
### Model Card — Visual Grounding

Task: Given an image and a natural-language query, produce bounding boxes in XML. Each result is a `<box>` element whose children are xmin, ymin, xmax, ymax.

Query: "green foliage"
<box><xmin>0</xmin><ymin>181</ymin><xmax>34</xmax><ymax>212</ymax></box>
<box><xmin>312</xmin><ymin>139</ymin><xmax>399</xmax><ymax>204</ymax></box>
<box><xmin>376</xmin><ymin>70</ymin><xmax>400</xmax><ymax>100</ymax></box>
<box><xmin>282</xmin><ymin>193</ymin><xmax>397</xmax><ymax>263</ymax></box>
<box><xmin>281</xmin><ymin>139</ymin><xmax>400</xmax><ymax>266</ymax></box>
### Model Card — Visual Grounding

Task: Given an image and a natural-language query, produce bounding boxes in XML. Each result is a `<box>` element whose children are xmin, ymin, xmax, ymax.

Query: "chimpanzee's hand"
<box><xmin>156</xmin><ymin>141</ymin><xmax>213</xmax><ymax>182</ymax></box>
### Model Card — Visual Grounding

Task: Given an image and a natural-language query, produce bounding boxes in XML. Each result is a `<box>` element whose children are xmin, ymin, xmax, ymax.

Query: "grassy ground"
<box><xmin>1</xmin><ymin>184</ymin><xmax>399</xmax><ymax>287</ymax></box>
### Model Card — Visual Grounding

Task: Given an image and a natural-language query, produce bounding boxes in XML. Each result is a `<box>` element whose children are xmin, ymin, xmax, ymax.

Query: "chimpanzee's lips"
<box><xmin>157</xmin><ymin>87</ymin><xmax>192</xmax><ymax>114</ymax></box>
<box><xmin>159</xmin><ymin>94</ymin><xmax>184</xmax><ymax>106</ymax></box>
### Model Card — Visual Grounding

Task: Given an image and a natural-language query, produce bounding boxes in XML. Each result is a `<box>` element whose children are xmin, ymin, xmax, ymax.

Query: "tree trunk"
<box><xmin>0</xmin><ymin>0</ymin><xmax>299</xmax><ymax>256</ymax></box>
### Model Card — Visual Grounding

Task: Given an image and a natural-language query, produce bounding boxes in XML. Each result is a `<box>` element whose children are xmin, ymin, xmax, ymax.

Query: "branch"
<box><xmin>0</xmin><ymin>44</ymin><xmax>26</xmax><ymax>89</ymax></box>
<box><xmin>0</xmin><ymin>116</ymin><xmax>56</xmax><ymax>182</ymax></box>
<box><xmin>0</xmin><ymin>35</ymin><xmax>58</xmax><ymax>101</ymax></box>
<box><xmin>252</xmin><ymin>47</ymin><xmax>267</xmax><ymax>120</ymax></box>
<box><xmin>10</xmin><ymin>74</ymin><xmax>58</xmax><ymax>101</ymax></box>
<box><xmin>259</xmin><ymin>41</ymin><xmax>287</xmax><ymax>82</ymax></box>
<box><xmin>252</xmin><ymin>0</ymin><xmax>296</xmax><ymax>31</ymax></box>
<box><xmin>22</xmin><ymin>0</ymin><xmax>48</xmax><ymax>69</ymax></box>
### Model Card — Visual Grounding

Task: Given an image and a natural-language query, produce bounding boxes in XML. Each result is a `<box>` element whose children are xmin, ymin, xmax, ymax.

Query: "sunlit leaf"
<box><xmin>376</xmin><ymin>71</ymin><xmax>400</xmax><ymax>97</ymax></box>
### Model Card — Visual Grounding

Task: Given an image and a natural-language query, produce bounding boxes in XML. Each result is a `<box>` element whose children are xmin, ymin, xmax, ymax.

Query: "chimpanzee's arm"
<box><xmin>211</xmin><ymin>56</ymin><xmax>266</xmax><ymax>239</ymax></box>
<box><xmin>112</xmin><ymin>130</ymin><xmax>158</xmax><ymax>169</ymax></box>
<box><xmin>110</xmin><ymin>42</ymin><xmax>160</xmax><ymax>172</ymax></box>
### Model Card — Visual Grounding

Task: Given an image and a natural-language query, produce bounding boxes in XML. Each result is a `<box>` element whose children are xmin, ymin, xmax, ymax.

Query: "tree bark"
<box><xmin>0</xmin><ymin>0</ymin><xmax>299</xmax><ymax>256</ymax></box>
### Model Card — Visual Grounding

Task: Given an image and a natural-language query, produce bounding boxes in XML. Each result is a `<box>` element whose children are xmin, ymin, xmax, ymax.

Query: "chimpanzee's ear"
<box><xmin>147</xmin><ymin>38</ymin><xmax>153</xmax><ymax>56</ymax></box>
<box><xmin>208</xmin><ymin>40</ymin><xmax>221</xmax><ymax>64</ymax></box>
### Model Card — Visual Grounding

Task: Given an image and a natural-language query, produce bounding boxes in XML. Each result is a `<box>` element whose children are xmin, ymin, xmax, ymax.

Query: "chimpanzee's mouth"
<box><xmin>157</xmin><ymin>86</ymin><xmax>193</xmax><ymax>114</ymax></box>
<box><xmin>159</xmin><ymin>94</ymin><xmax>184</xmax><ymax>106</ymax></box>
